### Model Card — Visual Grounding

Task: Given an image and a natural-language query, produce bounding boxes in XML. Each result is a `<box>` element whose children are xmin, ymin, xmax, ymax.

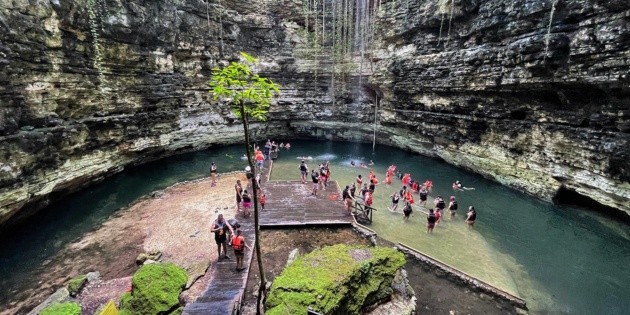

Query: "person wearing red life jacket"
<box><xmin>365</xmin><ymin>191</ymin><xmax>373</xmax><ymax>207</ymax></box>
<box><xmin>231</xmin><ymin>229</ymin><xmax>252</xmax><ymax>271</ymax></box>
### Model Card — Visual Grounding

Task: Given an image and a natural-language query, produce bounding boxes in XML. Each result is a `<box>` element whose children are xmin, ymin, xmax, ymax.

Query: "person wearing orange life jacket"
<box><xmin>255</xmin><ymin>150</ymin><xmax>264</xmax><ymax>169</ymax></box>
<box><xmin>402</xmin><ymin>174</ymin><xmax>411</xmax><ymax>186</ymax></box>
<box><xmin>424</xmin><ymin>180</ymin><xmax>433</xmax><ymax>191</ymax></box>
<box><xmin>231</xmin><ymin>229</ymin><xmax>252</xmax><ymax>271</ymax></box>
<box><xmin>405</xmin><ymin>190</ymin><xmax>415</xmax><ymax>205</ymax></box>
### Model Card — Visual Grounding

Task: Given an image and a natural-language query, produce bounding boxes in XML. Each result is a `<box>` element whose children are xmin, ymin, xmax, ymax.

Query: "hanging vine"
<box><xmin>544</xmin><ymin>0</ymin><xmax>559</xmax><ymax>60</ymax></box>
<box><xmin>86</xmin><ymin>0</ymin><xmax>106</xmax><ymax>85</ymax></box>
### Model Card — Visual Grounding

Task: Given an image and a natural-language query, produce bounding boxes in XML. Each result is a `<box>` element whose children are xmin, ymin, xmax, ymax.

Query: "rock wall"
<box><xmin>366</xmin><ymin>0</ymin><xmax>629</xmax><ymax>215</ymax></box>
<box><xmin>0</xmin><ymin>0</ymin><xmax>628</xmax><ymax>226</ymax></box>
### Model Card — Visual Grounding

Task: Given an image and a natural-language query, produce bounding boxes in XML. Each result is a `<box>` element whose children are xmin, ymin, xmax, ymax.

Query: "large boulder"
<box><xmin>120</xmin><ymin>263</ymin><xmax>188</xmax><ymax>315</ymax></box>
<box><xmin>266</xmin><ymin>244</ymin><xmax>406</xmax><ymax>315</ymax></box>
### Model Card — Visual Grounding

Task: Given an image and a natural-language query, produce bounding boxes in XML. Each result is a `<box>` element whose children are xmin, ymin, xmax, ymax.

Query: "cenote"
<box><xmin>1</xmin><ymin>140</ymin><xmax>628</xmax><ymax>314</ymax></box>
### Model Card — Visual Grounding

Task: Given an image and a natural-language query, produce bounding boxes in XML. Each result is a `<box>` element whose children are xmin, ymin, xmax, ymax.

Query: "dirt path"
<box><xmin>4</xmin><ymin>173</ymin><xmax>245</xmax><ymax>315</ymax></box>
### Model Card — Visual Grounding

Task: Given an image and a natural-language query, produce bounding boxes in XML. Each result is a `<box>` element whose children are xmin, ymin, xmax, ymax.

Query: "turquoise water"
<box><xmin>1</xmin><ymin>140</ymin><xmax>629</xmax><ymax>314</ymax></box>
<box><xmin>270</xmin><ymin>141</ymin><xmax>630</xmax><ymax>314</ymax></box>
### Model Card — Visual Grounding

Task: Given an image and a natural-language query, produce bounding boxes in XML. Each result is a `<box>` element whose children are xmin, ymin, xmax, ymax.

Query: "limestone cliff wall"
<box><xmin>0</xmin><ymin>0</ymin><xmax>628</xmax><ymax>226</ymax></box>
<box><xmin>363</xmin><ymin>0</ymin><xmax>629</xmax><ymax>215</ymax></box>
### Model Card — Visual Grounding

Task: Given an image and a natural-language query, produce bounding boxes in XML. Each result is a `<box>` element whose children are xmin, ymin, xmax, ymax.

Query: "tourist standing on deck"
<box><xmin>311</xmin><ymin>169</ymin><xmax>320</xmax><ymax>195</ymax></box>
<box><xmin>235</xmin><ymin>180</ymin><xmax>243</xmax><ymax>211</ymax></box>
<box><xmin>427</xmin><ymin>209</ymin><xmax>436</xmax><ymax>233</ymax></box>
<box><xmin>242</xmin><ymin>190</ymin><xmax>252</xmax><ymax>217</ymax></box>
<box><xmin>231</xmin><ymin>229</ymin><xmax>252</xmax><ymax>271</ymax></box>
<box><xmin>343</xmin><ymin>185</ymin><xmax>354</xmax><ymax>214</ymax></box>
<box><xmin>259</xmin><ymin>193</ymin><xmax>266</xmax><ymax>211</ymax></box>
<box><xmin>466</xmin><ymin>206</ymin><xmax>476</xmax><ymax>229</ymax></box>
<box><xmin>210</xmin><ymin>162</ymin><xmax>218</xmax><ymax>187</ymax></box>
<box><xmin>299</xmin><ymin>160</ymin><xmax>308</xmax><ymax>184</ymax></box>
<box><xmin>211</xmin><ymin>214</ymin><xmax>234</xmax><ymax>260</ymax></box>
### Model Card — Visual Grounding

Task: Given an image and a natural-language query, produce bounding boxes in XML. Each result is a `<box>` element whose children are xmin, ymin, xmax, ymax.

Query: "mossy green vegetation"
<box><xmin>67</xmin><ymin>274</ymin><xmax>87</xmax><ymax>297</ymax></box>
<box><xmin>119</xmin><ymin>263</ymin><xmax>188</xmax><ymax>315</ymax></box>
<box><xmin>40</xmin><ymin>302</ymin><xmax>81</xmax><ymax>315</ymax></box>
<box><xmin>266</xmin><ymin>244</ymin><xmax>405</xmax><ymax>315</ymax></box>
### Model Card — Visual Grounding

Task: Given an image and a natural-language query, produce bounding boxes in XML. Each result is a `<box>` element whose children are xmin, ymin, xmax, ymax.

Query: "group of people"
<box><xmin>343</xmin><ymin>163</ymin><xmax>478</xmax><ymax>233</ymax></box>
<box><xmin>210</xmin><ymin>214</ymin><xmax>252</xmax><ymax>271</ymax></box>
<box><xmin>309</xmin><ymin>161</ymin><xmax>332</xmax><ymax>195</ymax></box>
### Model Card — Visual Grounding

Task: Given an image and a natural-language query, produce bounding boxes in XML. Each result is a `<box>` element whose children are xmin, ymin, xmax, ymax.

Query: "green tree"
<box><xmin>209</xmin><ymin>52</ymin><xmax>280</xmax><ymax>313</ymax></box>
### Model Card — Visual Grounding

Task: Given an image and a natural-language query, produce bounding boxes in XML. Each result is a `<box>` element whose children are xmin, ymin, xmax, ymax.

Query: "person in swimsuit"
<box><xmin>435</xmin><ymin>206</ymin><xmax>442</xmax><ymax>224</ymax></box>
<box><xmin>356</xmin><ymin>174</ymin><xmax>363</xmax><ymax>186</ymax></box>
<box><xmin>242</xmin><ymin>190</ymin><xmax>252</xmax><ymax>217</ymax></box>
<box><xmin>311</xmin><ymin>169</ymin><xmax>320</xmax><ymax>195</ymax></box>
<box><xmin>350</xmin><ymin>183</ymin><xmax>356</xmax><ymax>198</ymax></box>
<box><xmin>434</xmin><ymin>195</ymin><xmax>446</xmax><ymax>216</ymax></box>
<box><xmin>427</xmin><ymin>209</ymin><xmax>436</xmax><ymax>233</ymax></box>
<box><xmin>235</xmin><ymin>180</ymin><xmax>243</xmax><ymax>211</ymax></box>
<box><xmin>402</xmin><ymin>202</ymin><xmax>412</xmax><ymax>221</ymax></box>
<box><xmin>448</xmin><ymin>196</ymin><xmax>458</xmax><ymax>219</ymax></box>
<box><xmin>342</xmin><ymin>185</ymin><xmax>354</xmax><ymax>213</ymax></box>
<box><xmin>466</xmin><ymin>206</ymin><xmax>477</xmax><ymax>229</ymax></box>
<box><xmin>211</xmin><ymin>214</ymin><xmax>234</xmax><ymax>260</ymax></box>
<box><xmin>299</xmin><ymin>160</ymin><xmax>308</xmax><ymax>184</ymax></box>
<box><xmin>419</xmin><ymin>187</ymin><xmax>428</xmax><ymax>207</ymax></box>
<box><xmin>350</xmin><ymin>161</ymin><xmax>356</xmax><ymax>167</ymax></box>
<box><xmin>389</xmin><ymin>192</ymin><xmax>400</xmax><ymax>212</ymax></box>
<box><xmin>210</xmin><ymin>162</ymin><xmax>218</xmax><ymax>186</ymax></box>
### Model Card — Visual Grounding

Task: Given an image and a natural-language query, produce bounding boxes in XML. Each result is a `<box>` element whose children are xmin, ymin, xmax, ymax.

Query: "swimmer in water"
<box><xmin>368</xmin><ymin>160</ymin><xmax>374</xmax><ymax>166</ymax></box>
<box><xmin>453</xmin><ymin>180</ymin><xmax>475</xmax><ymax>191</ymax></box>
<box><xmin>350</xmin><ymin>161</ymin><xmax>356</xmax><ymax>167</ymax></box>
<box><xmin>359</xmin><ymin>162</ymin><xmax>367</xmax><ymax>168</ymax></box>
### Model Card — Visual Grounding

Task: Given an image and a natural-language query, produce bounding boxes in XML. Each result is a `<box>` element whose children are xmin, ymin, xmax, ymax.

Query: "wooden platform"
<box><xmin>184</xmin><ymin>159</ymin><xmax>352</xmax><ymax>314</ymax></box>
<box><xmin>182</xmin><ymin>211</ymin><xmax>255</xmax><ymax>315</ymax></box>
<box><xmin>259</xmin><ymin>180</ymin><xmax>353</xmax><ymax>228</ymax></box>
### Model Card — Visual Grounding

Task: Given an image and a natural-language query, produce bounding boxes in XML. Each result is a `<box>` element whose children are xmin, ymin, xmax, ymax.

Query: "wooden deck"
<box><xmin>184</xmin><ymin>159</ymin><xmax>352</xmax><ymax>314</ymax></box>
<box><xmin>182</xmin><ymin>216</ymin><xmax>255</xmax><ymax>315</ymax></box>
<box><xmin>259</xmin><ymin>180</ymin><xmax>353</xmax><ymax>228</ymax></box>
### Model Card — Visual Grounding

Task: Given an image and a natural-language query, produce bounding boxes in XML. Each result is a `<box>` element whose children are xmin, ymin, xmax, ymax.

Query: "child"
<box><xmin>260</xmin><ymin>193</ymin><xmax>266</xmax><ymax>211</ymax></box>
<box><xmin>231</xmin><ymin>229</ymin><xmax>252</xmax><ymax>271</ymax></box>
<box><xmin>427</xmin><ymin>209</ymin><xmax>436</xmax><ymax>233</ymax></box>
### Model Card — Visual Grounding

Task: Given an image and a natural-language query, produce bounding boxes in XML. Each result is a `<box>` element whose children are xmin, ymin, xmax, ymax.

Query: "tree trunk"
<box><xmin>239</xmin><ymin>103</ymin><xmax>266</xmax><ymax>314</ymax></box>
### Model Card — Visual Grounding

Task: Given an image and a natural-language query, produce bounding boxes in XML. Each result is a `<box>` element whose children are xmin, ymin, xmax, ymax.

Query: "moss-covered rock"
<box><xmin>266</xmin><ymin>244</ymin><xmax>406</xmax><ymax>315</ymax></box>
<box><xmin>67</xmin><ymin>274</ymin><xmax>87</xmax><ymax>297</ymax></box>
<box><xmin>40</xmin><ymin>302</ymin><xmax>81</xmax><ymax>315</ymax></box>
<box><xmin>119</xmin><ymin>262</ymin><xmax>188</xmax><ymax>315</ymax></box>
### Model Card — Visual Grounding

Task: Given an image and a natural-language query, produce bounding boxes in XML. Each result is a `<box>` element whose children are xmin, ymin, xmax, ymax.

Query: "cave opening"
<box><xmin>553</xmin><ymin>186</ymin><xmax>630</xmax><ymax>224</ymax></box>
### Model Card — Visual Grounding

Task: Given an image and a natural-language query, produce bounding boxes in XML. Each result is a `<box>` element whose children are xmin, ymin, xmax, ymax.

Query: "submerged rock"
<box><xmin>266</xmin><ymin>244</ymin><xmax>407</xmax><ymax>315</ymax></box>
